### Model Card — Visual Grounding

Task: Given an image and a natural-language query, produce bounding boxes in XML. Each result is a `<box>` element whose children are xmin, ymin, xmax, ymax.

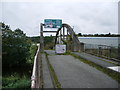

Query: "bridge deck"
<box><xmin>42</xmin><ymin>54</ymin><xmax>54</xmax><ymax>88</ymax></box>
<box><xmin>42</xmin><ymin>50</ymin><xmax>118</xmax><ymax>88</ymax></box>
<box><xmin>73</xmin><ymin>52</ymin><xmax>119</xmax><ymax>67</ymax></box>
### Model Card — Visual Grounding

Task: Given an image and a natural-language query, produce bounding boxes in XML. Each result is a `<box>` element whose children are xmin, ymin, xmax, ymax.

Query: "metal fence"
<box><xmin>31</xmin><ymin>45</ymin><xmax>42</xmax><ymax>88</ymax></box>
<box><xmin>83</xmin><ymin>43</ymin><xmax>120</xmax><ymax>61</ymax></box>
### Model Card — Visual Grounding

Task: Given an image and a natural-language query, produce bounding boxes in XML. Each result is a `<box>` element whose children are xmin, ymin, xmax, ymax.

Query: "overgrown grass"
<box><xmin>68</xmin><ymin>52</ymin><xmax>120</xmax><ymax>83</ymax></box>
<box><xmin>2</xmin><ymin>73</ymin><xmax>31</xmax><ymax>89</ymax></box>
<box><xmin>27</xmin><ymin>44</ymin><xmax>38</xmax><ymax>65</ymax></box>
<box><xmin>44</xmin><ymin>52</ymin><xmax>62</xmax><ymax>89</ymax></box>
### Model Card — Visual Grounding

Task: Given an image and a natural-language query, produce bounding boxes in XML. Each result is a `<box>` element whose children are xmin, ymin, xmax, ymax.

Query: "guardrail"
<box><xmin>31</xmin><ymin>45</ymin><xmax>41</xmax><ymax>88</ymax></box>
<box><xmin>83</xmin><ymin>43</ymin><xmax>120</xmax><ymax>61</ymax></box>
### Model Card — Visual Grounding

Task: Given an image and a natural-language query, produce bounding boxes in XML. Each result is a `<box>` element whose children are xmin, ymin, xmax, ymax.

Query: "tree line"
<box><xmin>77</xmin><ymin>33</ymin><xmax>120</xmax><ymax>37</ymax></box>
<box><xmin>28</xmin><ymin>36</ymin><xmax>55</xmax><ymax>50</ymax></box>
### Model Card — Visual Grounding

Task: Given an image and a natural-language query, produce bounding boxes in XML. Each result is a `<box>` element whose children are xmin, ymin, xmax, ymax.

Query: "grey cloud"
<box><xmin>1</xmin><ymin>2</ymin><xmax>118</xmax><ymax>36</ymax></box>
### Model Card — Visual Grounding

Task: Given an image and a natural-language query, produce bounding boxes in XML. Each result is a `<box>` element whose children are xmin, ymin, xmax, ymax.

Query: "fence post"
<box><xmin>40</xmin><ymin>23</ymin><xmax>44</xmax><ymax>52</ymax></box>
<box><xmin>109</xmin><ymin>46</ymin><xmax>112</xmax><ymax>58</ymax></box>
<box><xmin>98</xmin><ymin>46</ymin><xmax>102</xmax><ymax>57</ymax></box>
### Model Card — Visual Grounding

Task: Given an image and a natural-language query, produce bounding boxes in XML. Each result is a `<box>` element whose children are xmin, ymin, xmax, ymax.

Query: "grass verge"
<box><xmin>44</xmin><ymin>52</ymin><xmax>62</xmax><ymax>89</ymax></box>
<box><xmin>68</xmin><ymin>52</ymin><xmax>120</xmax><ymax>83</ymax></box>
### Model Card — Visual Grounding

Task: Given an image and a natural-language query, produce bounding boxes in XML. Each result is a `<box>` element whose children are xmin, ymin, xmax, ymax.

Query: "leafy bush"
<box><xmin>2</xmin><ymin>23</ymin><xmax>32</xmax><ymax>67</ymax></box>
<box><xmin>2</xmin><ymin>74</ymin><xmax>30</xmax><ymax>89</ymax></box>
<box><xmin>27</xmin><ymin>44</ymin><xmax>38</xmax><ymax>64</ymax></box>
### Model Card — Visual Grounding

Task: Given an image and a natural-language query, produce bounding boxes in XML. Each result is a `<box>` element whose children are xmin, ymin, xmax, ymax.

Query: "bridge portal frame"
<box><xmin>40</xmin><ymin>23</ymin><xmax>84</xmax><ymax>52</ymax></box>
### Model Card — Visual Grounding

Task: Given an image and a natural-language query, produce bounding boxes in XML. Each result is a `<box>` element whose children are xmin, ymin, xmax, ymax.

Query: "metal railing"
<box><xmin>83</xmin><ymin>43</ymin><xmax>120</xmax><ymax>61</ymax></box>
<box><xmin>31</xmin><ymin>45</ymin><xmax>41</xmax><ymax>88</ymax></box>
<box><xmin>55</xmin><ymin>24</ymin><xmax>82</xmax><ymax>52</ymax></box>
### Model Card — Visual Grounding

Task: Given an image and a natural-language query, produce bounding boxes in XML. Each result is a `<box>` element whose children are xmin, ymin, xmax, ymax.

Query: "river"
<box><xmin>78</xmin><ymin>37</ymin><xmax>119</xmax><ymax>47</ymax></box>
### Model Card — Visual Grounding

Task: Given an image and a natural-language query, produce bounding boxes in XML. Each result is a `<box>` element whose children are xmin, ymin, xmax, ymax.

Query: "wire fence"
<box><xmin>83</xmin><ymin>43</ymin><xmax>120</xmax><ymax>61</ymax></box>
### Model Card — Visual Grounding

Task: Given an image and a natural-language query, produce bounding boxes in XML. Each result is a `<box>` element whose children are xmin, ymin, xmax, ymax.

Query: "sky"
<box><xmin>1</xmin><ymin>0</ymin><xmax>119</xmax><ymax>36</ymax></box>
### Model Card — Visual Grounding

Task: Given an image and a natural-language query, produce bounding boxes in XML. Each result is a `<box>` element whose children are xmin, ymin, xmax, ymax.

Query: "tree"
<box><xmin>2</xmin><ymin>23</ymin><xmax>31</xmax><ymax>67</ymax></box>
<box><xmin>78</xmin><ymin>33</ymin><xmax>82</xmax><ymax>36</ymax></box>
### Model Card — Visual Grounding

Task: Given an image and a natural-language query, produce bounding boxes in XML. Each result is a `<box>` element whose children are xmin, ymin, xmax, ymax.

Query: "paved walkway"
<box><xmin>45</xmin><ymin>50</ymin><xmax>119</xmax><ymax>88</ymax></box>
<box><xmin>42</xmin><ymin>54</ymin><xmax>53</xmax><ymax>88</ymax></box>
<box><xmin>73</xmin><ymin>52</ymin><xmax>120</xmax><ymax>72</ymax></box>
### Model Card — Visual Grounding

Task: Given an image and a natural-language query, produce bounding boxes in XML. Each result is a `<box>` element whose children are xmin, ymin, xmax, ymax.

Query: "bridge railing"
<box><xmin>83</xmin><ymin>43</ymin><xmax>120</xmax><ymax>61</ymax></box>
<box><xmin>31</xmin><ymin>45</ymin><xmax>41</xmax><ymax>88</ymax></box>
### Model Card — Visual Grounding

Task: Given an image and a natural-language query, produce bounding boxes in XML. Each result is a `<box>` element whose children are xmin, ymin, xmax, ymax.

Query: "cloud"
<box><xmin>1</xmin><ymin>1</ymin><xmax>118</xmax><ymax>36</ymax></box>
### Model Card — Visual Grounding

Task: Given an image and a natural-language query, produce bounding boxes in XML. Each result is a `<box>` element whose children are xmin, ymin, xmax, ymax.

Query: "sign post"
<box><xmin>40</xmin><ymin>19</ymin><xmax>66</xmax><ymax>54</ymax></box>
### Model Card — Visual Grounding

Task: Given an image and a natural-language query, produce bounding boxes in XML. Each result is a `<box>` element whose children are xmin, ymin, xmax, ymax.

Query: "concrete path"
<box><xmin>73</xmin><ymin>52</ymin><xmax>119</xmax><ymax>67</ymax></box>
<box><xmin>45</xmin><ymin>50</ymin><xmax>119</xmax><ymax>88</ymax></box>
<box><xmin>73</xmin><ymin>52</ymin><xmax>120</xmax><ymax>72</ymax></box>
<box><xmin>42</xmin><ymin>54</ymin><xmax>53</xmax><ymax>88</ymax></box>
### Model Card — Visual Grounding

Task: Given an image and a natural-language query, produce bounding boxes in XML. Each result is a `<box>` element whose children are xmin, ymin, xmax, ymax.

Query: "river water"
<box><xmin>78</xmin><ymin>37</ymin><xmax>119</xmax><ymax>47</ymax></box>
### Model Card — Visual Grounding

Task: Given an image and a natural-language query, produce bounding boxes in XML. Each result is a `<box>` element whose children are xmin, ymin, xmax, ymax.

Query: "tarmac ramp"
<box><xmin>42</xmin><ymin>50</ymin><xmax>119</xmax><ymax>88</ymax></box>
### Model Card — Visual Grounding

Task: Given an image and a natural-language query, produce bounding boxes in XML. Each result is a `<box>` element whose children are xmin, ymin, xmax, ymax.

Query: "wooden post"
<box><xmin>72</xmin><ymin>34</ymin><xmax>75</xmax><ymax>52</ymax></box>
<box><xmin>58</xmin><ymin>33</ymin><xmax>60</xmax><ymax>44</ymax></box>
<box><xmin>60</xmin><ymin>28</ymin><xmax>62</xmax><ymax>44</ymax></box>
<box><xmin>40</xmin><ymin>23</ymin><xmax>44</xmax><ymax>52</ymax></box>
<box><xmin>63</xmin><ymin>26</ymin><xmax>65</xmax><ymax>42</ymax></box>
<box><xmin>67</xmin><ymin>30</ymin><xmax>69</xmax><ymax>51</ymax></box>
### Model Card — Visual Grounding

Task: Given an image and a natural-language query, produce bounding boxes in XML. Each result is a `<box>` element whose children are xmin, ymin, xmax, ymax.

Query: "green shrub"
<box><xmin>27</xmin><ymin>44</ymin><xmax>38</xmax><ymax>64</ymax></box>
<box><xmin>2</xmin><ymin>74</ymin><xmax>30</xmax><ymax>89</ymax></box>
<box><xmin>11</xmin><ymin>79</ymin><xmax>30</xmax><ymax>88</ymax></box>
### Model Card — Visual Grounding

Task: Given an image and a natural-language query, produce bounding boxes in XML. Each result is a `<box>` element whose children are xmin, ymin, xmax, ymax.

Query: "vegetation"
<box><xmin>1</xmin><ymin>22</ymin><xmax>38</xmax><ymax>89</ymax></box>
<box><xmin>2</xmin><ymin>23</ymin><xmax>31</xmax><ymax>68</ymax></box>
<box><xmin>2</xmin><ymin>73</ymin><xmax>30</xmax><ymax>89</ymax></box>
<box><xmin>28</xmin><ymin>44</ymin><xmax>38</xmax><ymax>65</ymax></box>
<box><xmin>77</xmin><ymin>33</ymin><xmax>120</xmax><ymax>37</ymax></box>
<box><xmin>27</xmin><ymin>36</ymin><xmax>40</xmax><ymax>43</ymax></box>
<box><xmin>43</xmin><ymin>36</ymin><xmax>55</xmax><ymax>50</ymax></box>
<box><xmin>28</xmin><ymin>35</ymin><xmax>55</xmax><ymax>50</ymax></box>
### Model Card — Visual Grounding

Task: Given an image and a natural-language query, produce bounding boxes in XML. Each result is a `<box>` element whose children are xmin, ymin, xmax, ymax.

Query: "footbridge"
<box><xmin>31</xmin><ymin>23</ymin><xmax>120</xmax><ymax>89</ymax></box>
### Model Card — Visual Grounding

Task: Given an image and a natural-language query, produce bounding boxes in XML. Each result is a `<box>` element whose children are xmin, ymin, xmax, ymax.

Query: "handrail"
<box><xmin>31</xmin><ymin>45</ymin><xmax>40</xmax><ymax>88</ymax></box>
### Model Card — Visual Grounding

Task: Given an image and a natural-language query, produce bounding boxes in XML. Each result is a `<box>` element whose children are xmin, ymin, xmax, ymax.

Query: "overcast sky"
<box><xmin>1</xmin><ymin>0</ymin><xmax>119</xmax><ymax>36</ymax></box>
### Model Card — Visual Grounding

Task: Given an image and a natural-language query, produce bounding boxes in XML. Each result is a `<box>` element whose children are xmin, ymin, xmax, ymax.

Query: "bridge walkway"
<box><xmin>42</xmin><ymin>54</ymin><xmax>54</xmax><ymax>88</ymax></box>
<box><xmin>42</xmin><ymin>50</ymin><xmax>118</xmax><ymax>88</ymax></box>
<box><xmin>73</xmin><ymin>52</ymin><xmax>120</xmax><ymax>72</ymax></box>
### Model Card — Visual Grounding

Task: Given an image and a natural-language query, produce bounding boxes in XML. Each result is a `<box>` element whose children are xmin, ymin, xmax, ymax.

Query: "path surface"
<box><xmin>45</xmin><ymin>50</ymin><xmax>119</xmax><ymax>88</ymax></box>
<box><xmin>73</xmin><ymin>52</ymin><xmax>120</xmax><ymax>72</ymax></box>
<box><xmin>42</xmin><ymin>54</ymin><xmax>53</xmax><ymax>88</ymax></box>
<box><xmin>73</xmin><ymin>52</ymin><xmax>119</xmax><ymax>67</ymax></box>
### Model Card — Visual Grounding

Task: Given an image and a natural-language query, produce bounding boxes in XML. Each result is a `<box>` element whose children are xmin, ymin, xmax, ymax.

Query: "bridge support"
<box><xmin>40</xmin><ymin>23</ymin><xmax>84</xmax><ymax>52</ymax></box>
<box><xmin>55</xmin><ymin>23</ymin><xmax>84</xmax><ymax>52</ymax></box>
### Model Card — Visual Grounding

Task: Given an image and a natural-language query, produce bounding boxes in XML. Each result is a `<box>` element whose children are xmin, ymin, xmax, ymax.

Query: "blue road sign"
<box><xmin>44</xmin><ymin>19</ymin><xmax>62</xmax><ymax>28</ymax></box>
